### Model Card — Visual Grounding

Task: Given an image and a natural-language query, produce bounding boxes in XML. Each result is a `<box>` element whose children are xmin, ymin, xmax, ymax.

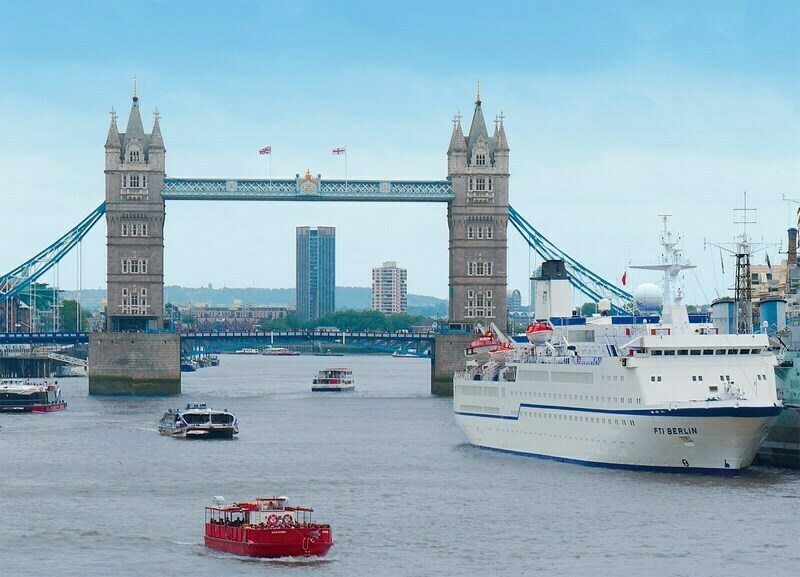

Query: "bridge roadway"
<box><xmin>0</xmin><ymin>330</ymin><xmax>436</xmax><ymax>358</ymax></box>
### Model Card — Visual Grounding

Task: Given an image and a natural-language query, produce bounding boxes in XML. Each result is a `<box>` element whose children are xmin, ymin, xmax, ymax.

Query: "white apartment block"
<box><xmin>372</xmin><ymin>261</ymin><xmax>408</xmax><ymax>314</ymax></box>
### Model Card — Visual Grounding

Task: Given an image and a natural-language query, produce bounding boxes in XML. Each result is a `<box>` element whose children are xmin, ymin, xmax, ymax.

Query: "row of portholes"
<box><xmin>519</xmin><ymin>410</ymin><xmax>636</xmax><ymax>427</ymax></box>
<box><xmin>509</xmin><ymin>389</ymin><xmax>642</xmax><ymax>405</ymax></box>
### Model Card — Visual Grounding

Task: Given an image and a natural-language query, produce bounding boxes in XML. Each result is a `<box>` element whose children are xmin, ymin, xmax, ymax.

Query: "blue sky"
<box><xmin>0</xmin><ymin>0</ymin><xmax>798</xmax><ymax>305</ymax></box>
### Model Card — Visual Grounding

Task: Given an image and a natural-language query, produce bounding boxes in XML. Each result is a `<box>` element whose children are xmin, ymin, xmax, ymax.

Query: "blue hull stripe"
<box><xmin>475</xmin><ymin>445</ymin><xmax>742</xmax><ymax>475</ymax></box>
<box><xmin>455</xmin><ymin>403</ymin><xmax>782</xmax><ymax>420</ymax></box>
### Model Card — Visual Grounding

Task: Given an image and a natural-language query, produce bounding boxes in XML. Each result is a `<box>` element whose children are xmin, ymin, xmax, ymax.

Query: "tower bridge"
<box><xmin>0</xmin><ymin>86</ymin><xmax>632</xmax><ymax>396</ymax></box>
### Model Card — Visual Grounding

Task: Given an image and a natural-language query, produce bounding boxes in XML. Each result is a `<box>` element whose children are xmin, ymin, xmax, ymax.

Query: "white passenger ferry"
<box><xmin>453</xmin><ymin>223</ymin><xmax>782</xmax><ymax>474</ymax></box>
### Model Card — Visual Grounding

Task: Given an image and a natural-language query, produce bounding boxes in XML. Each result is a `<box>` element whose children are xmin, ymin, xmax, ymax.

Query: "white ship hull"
<box><xmin>454</xmin><ymin>376</ymin><xmax>779</xmax><ymax>474</ymax></box>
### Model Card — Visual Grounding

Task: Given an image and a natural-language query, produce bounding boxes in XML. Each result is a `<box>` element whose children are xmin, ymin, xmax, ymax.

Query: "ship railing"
<box><xmin>522</xmin><ymin>355</ymin><xmax>602</xmax><ymax>366</ymax></box>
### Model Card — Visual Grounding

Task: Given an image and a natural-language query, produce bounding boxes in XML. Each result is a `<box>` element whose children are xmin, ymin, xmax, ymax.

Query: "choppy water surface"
<box><xmin>1</xmin><ymin>354</ymin><xmax>798</xmax><ymax>577</ymax></box>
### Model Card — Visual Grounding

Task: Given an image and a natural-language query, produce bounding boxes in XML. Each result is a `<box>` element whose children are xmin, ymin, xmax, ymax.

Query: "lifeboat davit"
<box><xmin>488</xmin><ymin>344</ymin><xmax>514</xmax><ymax>364</ymax></box>
<box><xmin>526</xmin><ymin>321</ymin><xmax>554</xmax><ymax>344</ymax></box>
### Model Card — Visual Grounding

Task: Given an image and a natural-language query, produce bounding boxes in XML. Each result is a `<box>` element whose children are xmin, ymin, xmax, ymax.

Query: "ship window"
<box><xmin>727</xmin><ymin>349</ymin><xmax>737</xmax><ymax>355</ymax></box>
<box><xmin>715</xmin><ymin>349</ymin><xmax>726</xmax><ymax>355</ymax></box>
<box><xmin>751</xmin><ymin>349</ymin><xmax>761</xmax><ymax>354</ymax></box>
<box><xmin>651</xmin><ymin>350</ymin><xmax>662</xmax><ymax>356</ymax></box>
<box><xmin>709</xmin><ymin>385</ymin><xmax>719</xmax><ymax>392</ymax></box>
<box><xmin>678</xmin><ymin>350</ymin><xmax>689</xmax><ymax>356</ymax></box>
<box><xmin>664</xmin><ymin>350</ymin><xmax>675</xmax><ymax>356</ymax></box>
<box><xmin>657</xmin><ymin>376</ymin><xmax>662</xmax><ymax>382</ymax></box>
<box><xmin>690</xmin><ymin>350</ymin><xmax>701</xmax><ymax>356</ymax></box>
<box><xmin>720</xmin><ymin>375</ymin><xmax>725</xmax><ymax>381</ymax></box>
<box><xmin>740</xmin><ymin>349</ymin><xmax>750</xmax><ymax>355</ymax></box>
<box><xmin>702</xmin><ymin>349</ymin><xmax>714</xmax><ymax>356</ymax></box>
<box><xmin>692</xmin><ymin>376</ymin><xmax>697</xmax><ymax>382</ymax></box>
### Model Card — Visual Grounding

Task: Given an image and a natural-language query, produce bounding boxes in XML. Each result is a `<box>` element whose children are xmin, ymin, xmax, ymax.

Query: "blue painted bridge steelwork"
<box><xmin>180</xmin><ymin>330</ymin><xmax>434</xmax><ymax>358</ymax></box>
<box><xmin>0</xmin><ymin>331</ymin><xmax>434</xmax><ymax>359</ymax></box>
<box><xmin>161</xmin><ymin>177</ymin><xmax>454</xmax><ymax>202</ymax></box>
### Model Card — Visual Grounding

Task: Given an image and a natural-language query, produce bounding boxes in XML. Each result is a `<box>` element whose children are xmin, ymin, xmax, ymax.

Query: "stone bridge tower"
<box><xmin>90</xmin><ymin>85</ymin><xmax>178</xmax><ymax>396</ymax></box>
<box><xmin>103</xmin><ymin>86</ymin><xmax>166</xmax><ymax>332</ymax></box>
<box><xmin>447</xmin><ymin>91</ymin><xmax>509</xmax><ymax>331</ymax></box>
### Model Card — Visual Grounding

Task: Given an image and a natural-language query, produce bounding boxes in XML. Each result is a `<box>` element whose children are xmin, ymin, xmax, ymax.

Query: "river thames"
<box><xmin>1</xmin><ymin>354</ymin><xmax>798</xmax><ymax>577</ymax></box>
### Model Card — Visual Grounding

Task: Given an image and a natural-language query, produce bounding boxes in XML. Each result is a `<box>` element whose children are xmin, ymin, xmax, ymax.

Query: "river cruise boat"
<box><xmin>0</xmin><ymin>380</ymin><xmax>66</xmax><ymax>412</ymax></box>
<box><xmin>312</xmin><ymin>368</ymin><xmax>355</xmax><ymax>392</ymax></box>
<box><xmin>454</xmin><ymin>222</ymin><xmax>782</xmax><ymax>475</ymax></box>
<box><xmin>205</xmin><ymin>497</ymin><xmax>334</xmax><ymax>558</ymax></box>
<box><xmin>158</xmin><ymin>403</ymin><xmax>238</xmax><ymax>438</ymax></box>
<box><xmin>234</xmin><ymin>348</ymin><xmax>260</xmax><ymax>355</ymax></box>
<box><xmin>262</xmin><ymin>346</ymin><xmax>300</xmax><ymax>356</ymax></box>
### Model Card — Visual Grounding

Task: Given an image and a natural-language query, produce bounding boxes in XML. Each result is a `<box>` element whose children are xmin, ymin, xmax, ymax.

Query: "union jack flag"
<box><xmin>332</xmin><ymin>147</ymin><xmax>346</xmax><ymax>155</ymax></box>
<box><xmin>259</xmin><ymin>146</ymin><xmax>271</xmax><ymax>154</ymax></box>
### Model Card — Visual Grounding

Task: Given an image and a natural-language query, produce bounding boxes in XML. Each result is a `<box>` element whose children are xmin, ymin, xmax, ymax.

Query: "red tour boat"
<box><xmin>205</xmin><ymin>497</ymin><xmax>334</xmax><ymax>558</ymax></box>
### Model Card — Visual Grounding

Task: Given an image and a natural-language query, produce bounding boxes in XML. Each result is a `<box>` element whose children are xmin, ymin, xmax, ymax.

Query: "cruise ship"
<box><xmin>453</xmin><ymin>222</ymin><xmax>782</xmax><ymax>474</ymax></box>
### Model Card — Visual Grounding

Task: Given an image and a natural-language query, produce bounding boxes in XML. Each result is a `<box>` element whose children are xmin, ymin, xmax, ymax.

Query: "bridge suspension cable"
<box><xmin>0</xmin><ymin>203</ymin><xmax>106</xmax><ymax>306</ymax></box>
<box><xmin>508</xmin><ymin>205</ymin><xmax>633</xmax><ymax>314</ymax></box>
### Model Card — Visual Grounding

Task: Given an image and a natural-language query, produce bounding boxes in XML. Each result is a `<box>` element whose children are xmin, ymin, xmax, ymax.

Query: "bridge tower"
<box><xmin>433</xmin><ymin>92</ymin><xmax>510</xmax><ymax>396</ymax></box>
<box><xmin>103</xmin><ymin>85</ymin><xmax>166</xmax><ymax>331</ymax></box>
<box><xmin>447</xmin><ymin>92</ymin><xmax>509</xmax><ymax>330</ymax></box>
<box><xmin>89</xmin><ymin>85</ymin><xmax>179</xmax><ymax>395</ymax></box>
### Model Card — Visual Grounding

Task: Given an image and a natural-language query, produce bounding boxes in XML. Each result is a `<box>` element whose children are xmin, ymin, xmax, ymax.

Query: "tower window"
<box><xmin>476</xmin><ymin>154</ymin><xmax>486</xmax><ymax>166</ymax></box>
<box><xmin>129</xmin><ymin>150</ymin><xmax>140</xmax><ymax>163</ymax></box>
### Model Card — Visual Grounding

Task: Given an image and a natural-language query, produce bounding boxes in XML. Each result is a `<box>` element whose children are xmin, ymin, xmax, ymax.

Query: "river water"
<box><xmin>1</xmin><ymin>354</ymin><xmax>798</xmax><ymax>577</ymax></box>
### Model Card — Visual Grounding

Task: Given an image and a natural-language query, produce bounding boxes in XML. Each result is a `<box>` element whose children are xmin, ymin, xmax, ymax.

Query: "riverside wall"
<box><xmin>89</xmin><ymin>333</ymin><xmax>180</xmax><ymax>395</ymax></box>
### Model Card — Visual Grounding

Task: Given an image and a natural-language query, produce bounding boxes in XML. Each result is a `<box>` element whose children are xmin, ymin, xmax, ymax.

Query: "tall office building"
<box><xmin>371</xmin><ymin>261</ymin><xmax>408</xmax><ymax>314</ymax></box>
<box><xmin>296</xmin><ymin>226</ymin><xmax>336</xmax><ymax>321</ymax></box>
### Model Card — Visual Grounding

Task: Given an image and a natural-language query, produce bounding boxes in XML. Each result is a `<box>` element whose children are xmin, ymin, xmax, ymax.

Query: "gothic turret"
<box><xmin>105</xmin><ymin>109</ymin><xmax>121</xmax><ymax>149</ymax></box>
<box><xmin>149</xmin><ymin>111</ymin><xmax>164</xmax><ymax>150</ymax></box>
<box><xmin>492</xmin><ymin>113</ymin><xmax>509</xmax><ymax>173</ymax></box>
<box><xmin>466</xmin><ymin>96</ymin><xmax>490</xmax><ymax>161</ymax></box>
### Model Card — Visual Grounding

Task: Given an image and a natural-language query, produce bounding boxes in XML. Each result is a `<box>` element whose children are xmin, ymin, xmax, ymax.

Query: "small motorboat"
<box><xmin>312</xmin><ymin>368</ymin><xmax>355</xmax><ymax>392</ymax></box>
<box><xmin>158</xmin><ymin>403</ymin><xmax>238</xmax><ymax>438</ymax></box>
<box><xmin>0</xmin><ymin>380</ymin><xmax>66</xmax><ymax>412</ymax></box>
<box><xmin>392</xmin><ymin>351</ymin><xmax>420</xmax><ymax>358</ymax></box>
<box><xmin>262</xmin><ymin>346</ymin><xmax>300</xmax><ymax>356</ymax></box>
<box><xmin>180</xmin><ymin>361</ymin><xmax>197</xmax><ymax>372</ymax></box>
<box><xmin>205</xmin><ymin>496</ymin><xmax>334</xmax><ymax>558</ymax></box>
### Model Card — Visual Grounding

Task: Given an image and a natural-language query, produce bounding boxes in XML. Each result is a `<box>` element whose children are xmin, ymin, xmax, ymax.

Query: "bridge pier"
<box><xmin>431</xmin><ymin>332</ymin><xmax>472</xmax><ymax>396</ymax></box>
<box><xmin>89</xmin><ymin>333</ymin><xmax>180</xmax><ymax>395</ymax></box>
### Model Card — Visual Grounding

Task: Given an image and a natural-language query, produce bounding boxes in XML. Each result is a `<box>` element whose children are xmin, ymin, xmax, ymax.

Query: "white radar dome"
<box><xmin>634</xmin><ymin>283</ymin><xmax>663</xmax><ymax>313</ymax></box>
<box><xmin>597</xmin><ymin>298</ymin><xmax>611</xmax><ymax>313</ymax></box>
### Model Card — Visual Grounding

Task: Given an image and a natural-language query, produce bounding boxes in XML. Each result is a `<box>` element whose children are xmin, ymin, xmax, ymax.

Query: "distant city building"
<box><xmin>507</xmin><ymin>289</ymin><xmax>522</xmax><ymax>314</ymax></box>
<box><xmin>296</xmin><ymin>226</ymin><xmax>336</xmax><ymax>320</ymax></box>
<box><xmin>186</xmin><ymin>303</ymin><xmax>294</xmax><ymax>331</ymax></box>
<box><xmin>371</xmin><ymin>261</ymin><xmax>408</xmax><ymax>314</ymax></box>
<box><xmin>530</xmin><ymin>266</ymin><xmax>542</xmax><ymax>317</ymax></box>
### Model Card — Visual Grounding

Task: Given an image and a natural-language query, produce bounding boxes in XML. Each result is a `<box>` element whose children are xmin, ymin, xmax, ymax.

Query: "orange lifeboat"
<box><xmin>465</xmin><ymin>333</ymin><xmax>499</xmax><ymax>356</ymax></box>
<box><xmin>526</xmin><ymin>321</ymin><xmax>554</xmax><ymax>344</ymax></box>
<box><xmin>488</xmin><ymin>344</ymin><xmax>515</xmax><ymax>364</ymax></box>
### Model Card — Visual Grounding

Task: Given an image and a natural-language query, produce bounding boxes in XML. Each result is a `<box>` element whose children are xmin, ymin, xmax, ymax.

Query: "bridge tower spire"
<box><xmin>446</xmin><ymin>92</ymin><xmax>509</xmax><ymax>331</ymax></box>
<box><xmin>104</xmin><ymin>88</ymin><xmax>166</xmax><ymax>333</ymax></box>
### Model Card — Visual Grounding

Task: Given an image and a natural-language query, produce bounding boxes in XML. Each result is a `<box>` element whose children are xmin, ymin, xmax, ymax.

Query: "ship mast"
<box><xmin>630</xmin><ymin>215</ymin><xmax>695</xmax><ymax>307</ymax></box>
<box><xmin>705</xmin><ymin>193</ymin><xmax>776</xmax><ymax>335</ymax></box>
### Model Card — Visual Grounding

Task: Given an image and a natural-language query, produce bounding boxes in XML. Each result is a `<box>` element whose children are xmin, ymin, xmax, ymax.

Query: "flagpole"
<box><xmin>269</xmin><ymin>152</ymin><xmax>272</xmax><ymax>188</ymax></box>
<box><xmin>344</xmin><ymin>146</ymin><xmax>348</xmax><ymax>191</ymax></box>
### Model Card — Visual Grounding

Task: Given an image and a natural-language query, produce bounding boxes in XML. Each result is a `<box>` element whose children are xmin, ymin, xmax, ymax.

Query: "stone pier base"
<box><xmin>431</xmin><ymin>332</ymin><xmax>473</xmax><ymax>396</ymax></box>
<box><xmin>89</xmin><ymin>333</ymin><xmax>181</xmax><ymax>395</ymax></box>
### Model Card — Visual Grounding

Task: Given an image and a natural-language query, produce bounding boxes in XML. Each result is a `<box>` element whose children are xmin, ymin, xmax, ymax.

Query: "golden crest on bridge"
<box><xmin>298</xmin><ymin>169</ymin><xmax>319</xmax><ymax>195</ymax></box>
